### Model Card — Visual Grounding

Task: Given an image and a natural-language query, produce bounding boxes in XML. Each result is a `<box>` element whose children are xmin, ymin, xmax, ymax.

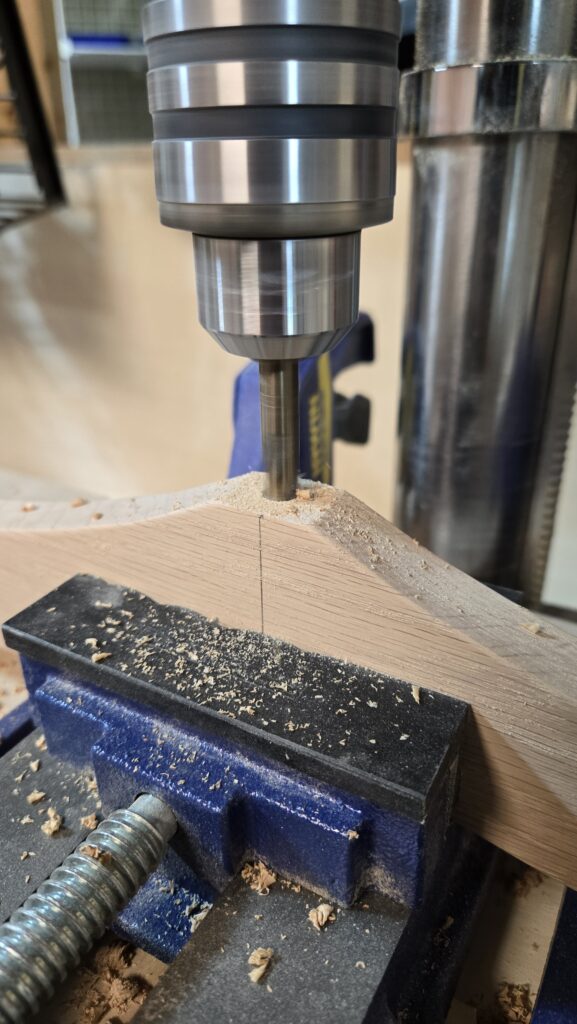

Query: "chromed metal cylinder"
<box><xmin>143</xmin><ymin>0</ymin><xmax>400</xmax><ymax>241</ymax></box>
<box><xmin>143</xmin><ymin>0</ymin><xmax>401</xmax><ymax>362</ymax></box>
<box><xmin>260</xmin><ymin>361</ymin><xmax>300</xmax><ymax>500</ymax></box>
<box><xmin>0</xmin><ymin>795</ymin><xmax>176</xmax><ymax>1024</ymax></box>
<box><xmin>397</xmin><ymin>0</ymin><xmax>577</xmax><ymax>595</ymax></box>
<box><xmin>415</xmin><ymin>0</ymin><xmax>577</xmax><ymax>67</ymax></box>
<box><xmin>194</xmin><ymin>235</ymin><xmax>360</xmax><ymax>361</ymax></box>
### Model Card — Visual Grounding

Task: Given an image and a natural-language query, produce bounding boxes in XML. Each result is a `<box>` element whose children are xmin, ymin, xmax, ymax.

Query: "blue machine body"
<box><xmin>533</xmin><ymin>889</ymin><xmax>577</xmax><ymax>1024</ymax></box>
<box><xmin>0</xmin><ymin>699</ymin><xmax>32</xmax><ymax>756</ymax></box>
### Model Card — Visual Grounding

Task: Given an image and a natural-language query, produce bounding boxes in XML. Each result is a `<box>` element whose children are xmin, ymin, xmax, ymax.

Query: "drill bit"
<box><xmin>259</xmin><ymin>360</ymin><xmax>299</xmax><ymax>501</ymax></box>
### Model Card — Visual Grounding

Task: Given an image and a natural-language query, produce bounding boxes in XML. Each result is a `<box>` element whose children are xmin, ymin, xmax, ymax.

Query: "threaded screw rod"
<box><xmin>0</xmin><ymin>794</ymin><xmax>176</xmax><ymax>1023</ymax></box>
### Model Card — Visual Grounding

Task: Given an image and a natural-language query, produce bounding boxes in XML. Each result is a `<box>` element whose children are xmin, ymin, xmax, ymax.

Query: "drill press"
<box><xmin>143</xmin><ymin>0</ymin><xmax>401</xmax><ymax>499</ymax></box>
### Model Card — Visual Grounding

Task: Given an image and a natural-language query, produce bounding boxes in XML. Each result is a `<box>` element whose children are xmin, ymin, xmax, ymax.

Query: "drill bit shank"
<box><xmin>260</xmin><ymin>361</ymin><xmax>299</xmax><ymax>501</ymax></box>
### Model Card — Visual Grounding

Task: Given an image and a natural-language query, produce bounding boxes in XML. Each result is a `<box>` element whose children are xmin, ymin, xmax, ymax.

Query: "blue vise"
<box><xmin>3</xmin><ymin>573</ymin><xmax>493</xmax><ymax>1001</ymax></box>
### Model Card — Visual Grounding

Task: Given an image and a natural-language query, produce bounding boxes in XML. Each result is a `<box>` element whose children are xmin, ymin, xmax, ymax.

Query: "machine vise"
<box><xmin>0</xmin><ymin>574</ymin><xmax>499</xmax><ymax>1022</ymax></box>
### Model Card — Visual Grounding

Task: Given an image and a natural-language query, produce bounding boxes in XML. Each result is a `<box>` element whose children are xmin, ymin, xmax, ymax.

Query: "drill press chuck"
<box><xmin>143</xmin><ymin>0</ymin><xmax>401</xmax><ymax>497</ymax></box>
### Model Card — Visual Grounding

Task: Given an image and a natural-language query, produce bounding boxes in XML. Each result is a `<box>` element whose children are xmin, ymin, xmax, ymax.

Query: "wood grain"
<box><xmin>0</xmin><ymin>474</ymin><xmax>576</xmax><ymax>886</ymax></box>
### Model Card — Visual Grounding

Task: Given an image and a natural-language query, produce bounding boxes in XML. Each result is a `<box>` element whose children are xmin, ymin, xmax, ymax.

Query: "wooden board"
<box><xmin>0</xmin><ymin>473</ymin><xmax>576</xmax><ymax>887</ymax></box>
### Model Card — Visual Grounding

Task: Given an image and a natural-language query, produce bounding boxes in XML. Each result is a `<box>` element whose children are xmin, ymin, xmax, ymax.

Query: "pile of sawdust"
<box><xmin>494</xmin><ymin>983</ymin><xmax>533</xmax><ymax>1023</ymax></box>
<box><xmin>43</xmin><ymin>938</ymin><xmax>159</xmax><ymax>1024</ymax></box>
<box><xmin>241</xmin><ymin>860</ymin><xmax>277</xmax><ymax>895</ymax></box>
<box><xmin>214</xmin><ymin>472</ymin><xmax>334</xmax><ymax>524</ymax></box>
<box><xmin>511</xmin><ymin>867</ymin><xmax>544</xmax><ymax>898</ymax></box>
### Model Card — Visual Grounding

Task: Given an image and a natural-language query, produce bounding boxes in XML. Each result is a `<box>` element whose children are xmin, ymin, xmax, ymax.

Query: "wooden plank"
<box><xmin>0</xmin><ymin>473</ymin><xmax>576</xmax><ymax>886</ymax></box>
<box><xmin>0</xmin><ymin>480</ymin><xmax>263</xmax><ymax>633</ymax></box>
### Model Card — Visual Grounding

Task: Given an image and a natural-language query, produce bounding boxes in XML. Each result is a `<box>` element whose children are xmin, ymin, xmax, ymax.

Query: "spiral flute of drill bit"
<box><xmin>0</xmin><ymin>794</ymin><xmax>176</xmax><ymax>1024</ymax></box>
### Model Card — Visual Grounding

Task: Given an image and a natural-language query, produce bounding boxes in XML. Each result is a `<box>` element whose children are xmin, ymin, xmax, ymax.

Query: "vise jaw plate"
<box><xmin>3</xmin><ymin>575</ymin><xmax>468</xmax><ymax>823</ymax></box>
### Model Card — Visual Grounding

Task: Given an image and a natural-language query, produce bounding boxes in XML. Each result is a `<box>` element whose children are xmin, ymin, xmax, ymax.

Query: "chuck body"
<box><xmin>143</xmin><ymin>0</ymin><xmax>401</xmax><ymax>495</ymax></box>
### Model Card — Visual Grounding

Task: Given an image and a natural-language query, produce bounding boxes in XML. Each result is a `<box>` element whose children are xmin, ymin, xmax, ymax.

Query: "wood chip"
<box><xmin>20</xmin><ymin>851</ymin><xmax>30</xmax><ymax>860</ymax></box>
<box><xmin>308</xmin><ymin>903</ymin><xmax>335</xmax><ymax>931</ymax></box>
<box><xmin>29</xmin><ymin>760</ymin><xmax>41</xmax><ymax>773</ymax></box>
<box><xmin>346</xmin><ymin>829</ymin><xmax>359</xmax><ymax>841</ymax></box>
<box><xmin>241</xmin><ymin>861</ymin><xmax>277</xmax><ymax>895</ymax></box>
<box><xmin>91</xmin><ymin>651</ymin><xmax>112</xmax><ymax>663</ymax></box>
<box><xmin>248</xmin><ymin>947</ymin><xmax>274</xmax><ymax>983</ymax></box>
<box><xmin>512</xmin><ymin>866</ymin><xmax>543</xmax><ymax>897</ymax></box>
<box><xmin>355</xmin><ymin>961</ymin><xmax>366</xmax><ymax>969</ymax></box>
<box><xmin>495</xmin><ymin>982</ymin><xmax>533</xmax><ymax>1022</ymax></box>
<box><xmin>522</xmin><ymin>622</ymin><xmax>543</xmax><ymax>636</ymax></box>
<box><xmin>34</xmin><ymin>735</ymin><xmax>47</xmax><ymax>751</ymax></box>
<box><xmin>80</xmin><ymin>813</ymin><xmax>98</xmax><ymax>830</ymax></box>
<box><xmin>411</xmin><ymin>685</ymin><xmax>421</xmax><ymax>704</ymax></box>
<box><xmin>20</xmin><ymin>815</ymin><xmax>33</xmax><ymax>825</ymax></box>
<box><xmin>26</xmin><ymin>790</ymin><xmax>46</xmax><ymax>805</ymax></box>
<box><xmin>41</xmin><ymin>807</ymin><xmax>63</xmax><ymax>836</ymax></box>
<box><xmin>20</xmin><ymin>503</ymin><xmax>37</xmax><ymax>513</ymax></box>
<box><xmin>79</xmin><ymin>845</ymin><xmax>113</xmax><ymax>866</ymax></box>
<box><xmin>70</xmin><ymin>497</ymin><xmax>88</xmax><ymax>508</ymax></box>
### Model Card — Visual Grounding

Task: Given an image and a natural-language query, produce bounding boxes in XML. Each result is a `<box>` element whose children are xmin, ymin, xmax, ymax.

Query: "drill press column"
<box><xmin>143</xmin><ymin>0</ymin><xmax>401</xmax><ymax>498</ymax></box>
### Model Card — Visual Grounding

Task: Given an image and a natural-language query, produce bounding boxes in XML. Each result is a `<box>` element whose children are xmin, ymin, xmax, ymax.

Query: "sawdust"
<box><xmin>80</xmin><ymin>845</ymin><xmax>113</xmax><ymax>866</ymax></box>
<box><xmin>248</xmin><ymin>947</ymin><xmax>274</xmax><ymax>984</ymax></box>
<box><xmin>43</xmin><ymin>937</ymin><xmax>160</xmax><ymax>1024</ymax></box>
<box><xmin>511</xmin><ymin>866</ymin><xmax>543</xmax><ymax>898</ymax></box>
<box><xmin>35</xmin><ymin>734</ymin><xmax>47</xmax><ymax>751</ymax></box>
<box><xmin>26</xmin><ymin>789</ymin><xmax>46</xmax><ymax>804</ymax></box>
<box><xmin>241</xmin><ymin>861</ymin><xmax>277</xmax><ymax>895</ymax></box>
<box><xmin>308</xmin><ymin>903</ymin><xmax>335</xmax><ymax>931</ymax></box>
<box><xmin>217</xmin><ymin>473</ymin><xmax>334</xmax><ymax>524</ymax></box>
<box><xmin>493</xmin><ymin>983</ymin><xmax>533</xmax><ymax>1022</ymax></box>
<box><xmin>29</xmin><ymin>760</ymin><xmax>41</xmax><ymax>772</ymax></box>
<box><xmin>41</xmin><ymin>806</ymin><xmax>63</xmax><ymax>836</ymax></box>
<box><xmin>91</xmin><ymin>651</ymin><xmax>112</xmax><ymax>664</ymax></box>
<box><xmin>521</xmin><ymin>622</ymin><xmax>543</xmax><ymax>636</ymax></box>
<box><xmin>81</xmin><ymin>813</ymin><xmax>99</xmax><ymax>830</ymax></box>
<box><xmin>346</xmin><ymin>829</ymin><xmax>359</xmax><ymax>841</ymax></box>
